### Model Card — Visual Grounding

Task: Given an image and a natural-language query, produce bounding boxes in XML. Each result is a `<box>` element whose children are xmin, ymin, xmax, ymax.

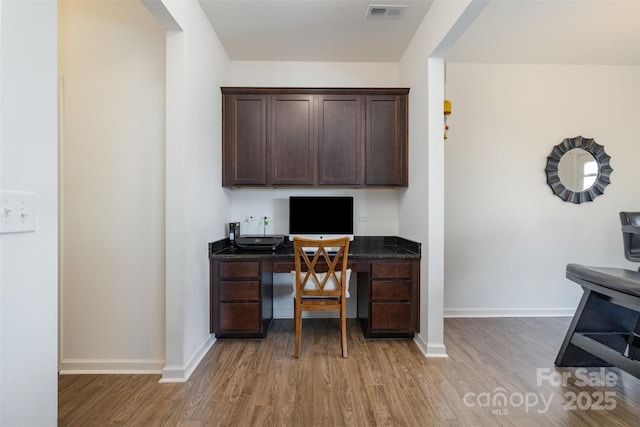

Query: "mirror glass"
<box><xmin>557</xmin><ymin>148</ymin><xmax>598</xmax><ymax>192</ymax></box>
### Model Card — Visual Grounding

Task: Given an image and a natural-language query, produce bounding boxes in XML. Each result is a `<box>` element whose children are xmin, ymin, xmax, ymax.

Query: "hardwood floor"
<box><xmin>59</xmin><ymin>318</ymin><xmax>640</xmax><ymax>426</ymax></box>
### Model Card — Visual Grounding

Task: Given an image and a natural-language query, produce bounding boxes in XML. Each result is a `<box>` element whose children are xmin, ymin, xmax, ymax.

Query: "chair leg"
<box><xmin>340</xmin><ymin>303</ymin><xmax>347</xmax><ymax>358</ymax></box>
<box><xmin>294</xmin><ymin>299</ymin><xmax>302</xmax><ymax>359</ymax></box>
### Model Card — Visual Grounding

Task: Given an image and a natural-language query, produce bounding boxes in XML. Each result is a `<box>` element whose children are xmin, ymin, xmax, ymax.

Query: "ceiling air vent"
<box><xmin>366</xmin><ymin>4</ymin><xmax>407</xmax><ymax>19</ymax></box>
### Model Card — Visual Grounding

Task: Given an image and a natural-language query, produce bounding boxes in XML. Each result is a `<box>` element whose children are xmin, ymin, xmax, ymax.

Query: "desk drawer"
<box><xmin>371</xmin><ymin>302</ymin><xmax>412</xmax><ymax>331</ymax></box>
<box><xmin>371</xmin><ymin>280</ymin><xmax>411</xmax><ymax>301</ymax></box>
<box><xmin>371</xmin><ymin>262</ymin><xmax>412</xmax><ymax>279</ymax></box>
<box><xmin>220</xmin><ymin>261</ymin><xmax>260</xmax><ymax>278</ymax></box>
<box><xmin>220</xmin><ymin>280</ymin><xmax>260</xmax><ymax>301</ymax></box>
<box><xmin>219</xmin><ymin>302</ymin><xmax>261</xmax><ymax>332</ymax></box>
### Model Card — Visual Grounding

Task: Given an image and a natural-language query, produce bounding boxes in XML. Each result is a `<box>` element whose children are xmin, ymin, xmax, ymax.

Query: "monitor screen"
<box><xmin>289</xmin><ymin>196</ymin><xmax>354</xmax><ymax>240</ymax></box>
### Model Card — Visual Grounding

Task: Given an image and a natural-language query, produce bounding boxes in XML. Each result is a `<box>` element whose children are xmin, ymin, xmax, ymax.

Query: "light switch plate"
<box><xmin>1</xmin><ymin>190</ymin><xmax>36</xmax><ymax>234</ymax></box>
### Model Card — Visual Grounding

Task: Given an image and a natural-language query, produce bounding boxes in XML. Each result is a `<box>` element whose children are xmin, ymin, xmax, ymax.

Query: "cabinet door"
<box><xmin>365</xmin><ymin>95</ymin><xmax>408</xmax><ymax>186</ymax></box>
<box><xmin>317</xmin><ymin>95</ymin><xmax>363</xmax><ymax>185</ymax></box>
<box><xmin>223</xmin><ymin>94</ymin><xmax>267</xmax><ymax>186</ymax></box>
<box><xmin>270</xmin><ymin>95</ymin><xmax>315</xmax><ymax>185</ymax></box>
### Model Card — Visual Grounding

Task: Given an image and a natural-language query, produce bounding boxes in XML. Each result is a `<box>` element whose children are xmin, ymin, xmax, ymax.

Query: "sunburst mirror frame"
<box><xmin>545</xmin><ymin>136</ymin><xmax>613</xmax><ymax>204</ymax></box>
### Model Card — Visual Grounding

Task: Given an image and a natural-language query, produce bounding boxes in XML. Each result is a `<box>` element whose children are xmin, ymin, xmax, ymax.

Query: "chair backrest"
<box><xmin>293</xmin><ymin>237</ymin><xmax>350</xmax><ymax>299</ymax></box>
<box><xmin>620</xmin><ymin>212</ymin><xmax>640</xmax><ymax>264</ymax></box>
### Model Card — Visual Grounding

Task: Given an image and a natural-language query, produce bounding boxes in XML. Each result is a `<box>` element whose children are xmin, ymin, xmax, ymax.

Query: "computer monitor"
<box><xmin>288</xmin><ymin>196</ymin><xmax>354</xmax><ymax>241</ymax></box>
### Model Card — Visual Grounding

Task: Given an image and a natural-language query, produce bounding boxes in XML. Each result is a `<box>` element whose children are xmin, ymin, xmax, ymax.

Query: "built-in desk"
<box><xmin>208</xmin><ymin>236</ymin><xmax>421</xmax><ymax>339</ymax></box>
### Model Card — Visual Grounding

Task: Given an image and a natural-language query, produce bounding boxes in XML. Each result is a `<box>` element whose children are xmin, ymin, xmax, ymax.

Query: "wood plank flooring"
<box><xmin>59</xmin><ymin>317</ymin><xmax>640</xmax><ymax>426</ymax></box>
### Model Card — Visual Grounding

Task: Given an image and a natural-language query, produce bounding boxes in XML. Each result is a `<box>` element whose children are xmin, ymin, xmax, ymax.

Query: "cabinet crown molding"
<box><xmin>221</xmin><ymin>87</ymin><xmax>409</xmax><ymax>96</ymax></box>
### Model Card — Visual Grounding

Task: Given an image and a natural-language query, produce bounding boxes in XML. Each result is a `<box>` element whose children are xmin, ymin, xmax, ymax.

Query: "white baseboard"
<box><xmin>59</xmin><ymin>358</ymin><xmax>165</xmax><ymax>375</ymax></box>
<box><xmin>444</xmin><ymin>308</ymin><xmax>576</xmax><ymax>318</ymax></box>
<box><xmin>160</xmin><ymin>334</ymin><xmax>216</xmax><ymax>383</ymax></box>
<box><xmin>426</xmin><ymin>343</ymin><xmax>449</xmax><ymax>358</ymax></box>
<box><xmin>413</xmin><ymin>333</ymin><xmax>428</xmax><ymax>356</ymax></box>
<box><xmin>60</xmin><ymin>335</ymin><xmax>217</xmax><ymax>382</ymax></box>
<box><xmin>412</xmin><ymin>334</ymin><xmax>448</xmax><ymax>358</ymax></box>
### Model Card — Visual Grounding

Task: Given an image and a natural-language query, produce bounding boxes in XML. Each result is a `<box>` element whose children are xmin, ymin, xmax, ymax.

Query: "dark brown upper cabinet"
<box><xmin>317</xmin><ymin>94</ymin><xmax>363</xmax><ymax>185</ymax></box>
<box><xmin>365</xmin><ymin>95</ymin><xmax>407</xmax><ymax>186</ymax></box>
<box><xmin>270</xmin><ymin>94</ymin><xmax>315</xmax><ymax>185</ymax></box>
<box><xmin>222</xmin><ymin>93</ymin><xmax>267</xmax><ymax>185</ymax></box>
<box><xmin>221</xmin><ymin>87</ymin><xmax>409</xmax><ymax>188</ymax></box>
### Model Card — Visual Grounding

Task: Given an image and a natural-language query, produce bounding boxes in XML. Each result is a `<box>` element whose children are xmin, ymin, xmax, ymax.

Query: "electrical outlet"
<box><xmin>359</xmin><ymin>214</ymin><xmax>371</xmax><ymax>222</ymax></box>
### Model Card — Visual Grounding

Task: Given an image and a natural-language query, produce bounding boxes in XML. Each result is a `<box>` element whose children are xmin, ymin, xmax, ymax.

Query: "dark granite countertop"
<box><xmin>208</xmin><ymin>236</ymin><xmax>420</xmax><ymax>260</ymax></box>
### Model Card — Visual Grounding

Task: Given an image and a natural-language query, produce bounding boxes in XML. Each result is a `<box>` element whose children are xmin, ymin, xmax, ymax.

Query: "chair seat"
<box><xmin>300</xmin><ymin>297</ymin><xmax>339</xmax><ymax>302</ymax></box>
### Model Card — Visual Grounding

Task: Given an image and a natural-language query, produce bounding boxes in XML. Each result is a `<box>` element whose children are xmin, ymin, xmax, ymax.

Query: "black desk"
<box><xmin>556</xmin><ymin>264</ymin><xmax>640</xmax><ymax>379</ymax></box>
<box><xmin>208</xmin><ymin>236</ymin><xmax>421</xmax><ymax>339</ymax></box>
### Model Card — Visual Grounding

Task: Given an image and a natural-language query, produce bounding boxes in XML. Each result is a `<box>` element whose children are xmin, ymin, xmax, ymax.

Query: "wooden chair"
<box><xmin>292</xmin><ymin>236</ymin><xmax>351</xmax><ymax>358</ymax></box>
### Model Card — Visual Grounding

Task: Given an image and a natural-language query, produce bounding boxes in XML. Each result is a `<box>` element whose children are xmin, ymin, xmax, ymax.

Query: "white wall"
<box><xmin>444</xmin><ymin>63</ymin><xmax>640</xmax><ymax>316</ymax></box>
<box><xmin>0</xmin><ymin>1</ymin><xmax>58</xmax><ymax>425</ymax></box>
<box><xmin>158</xmin><ymin>0</ymin><xmax>231</xmax><ymax>382</ymax></box>
<box><xmin>59</xmin><ymin>0</ymin><xmax>232</xmax><ymax>382</ymax></box>
<box><xmin>230</xmin><ymin>61</ymin><xmax>399</xmax><ymax>87</ymax></box>
<box><xmin>58</xmin><ymin>0</ymin><xmax>166</xmax><ymax>373</ymax></box>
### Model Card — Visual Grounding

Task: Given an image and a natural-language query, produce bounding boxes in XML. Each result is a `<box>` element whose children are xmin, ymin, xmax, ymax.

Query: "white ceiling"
<box><xmin>198</xmin><ymin>0</ymin><xmax>434</xmax><ymax>62</ymax></box>
<box><xmin>446</xmin><ymin>0</ymin><xmax>640</xmax><ymax>65</ymax></box>
<box><xmin>199</xmin><ymin>0</ymin><xmax>640</xmax><ymax>65</ymax></box>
